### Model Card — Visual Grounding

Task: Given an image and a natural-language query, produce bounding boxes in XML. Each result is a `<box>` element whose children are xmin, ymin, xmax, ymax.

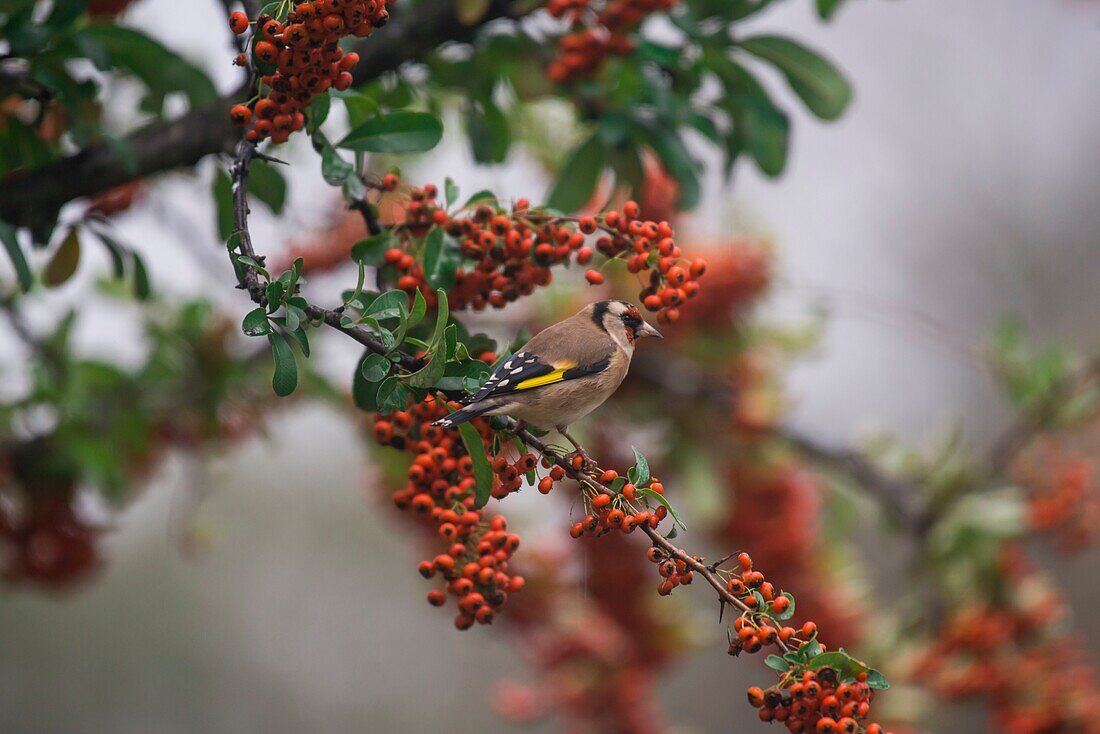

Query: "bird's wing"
<box><xmin>465</xmin><ymin>349</ymin><xmax>612</xmax><ymax>404</ymax></box>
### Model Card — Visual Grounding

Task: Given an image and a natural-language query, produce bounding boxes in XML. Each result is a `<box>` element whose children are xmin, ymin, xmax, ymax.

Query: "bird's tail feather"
<box><xmin>432</xmin><ymin>402</ymin><xmax>493</xmax><ymax>429</ymax></box>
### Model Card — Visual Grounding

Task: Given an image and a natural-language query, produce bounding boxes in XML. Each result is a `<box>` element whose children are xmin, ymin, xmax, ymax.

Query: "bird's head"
<box><xmin>583</xmin><ymin>300</ymin><xmax>662</xmax><ymax>350</ymax></box>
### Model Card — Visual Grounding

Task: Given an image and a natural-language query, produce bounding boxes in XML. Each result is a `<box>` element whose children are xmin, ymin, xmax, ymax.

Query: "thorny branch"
<box><xmin>227</xmin><ymin>135</ymin><xmax>797</xmax><ymax>659</ymax></box>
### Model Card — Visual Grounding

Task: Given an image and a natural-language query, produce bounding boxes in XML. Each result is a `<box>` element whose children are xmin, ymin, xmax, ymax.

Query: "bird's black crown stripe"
<box><xmin>591</xmin><ymin>301</ymin><xmax>611</xmax><ymax>331</ymax></box>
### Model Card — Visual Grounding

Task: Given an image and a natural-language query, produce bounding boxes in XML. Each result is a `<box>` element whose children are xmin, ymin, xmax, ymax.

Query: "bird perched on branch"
<box><xmin>433</xmin><ymin>300</ymin><xmax>662</xmax><ymax>455</ymax></box>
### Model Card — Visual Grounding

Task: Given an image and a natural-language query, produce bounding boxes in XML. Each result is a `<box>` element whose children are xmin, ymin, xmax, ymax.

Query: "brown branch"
<box><xmin>507</xmin><ymin>420</ymin><xmax>790</xmax><ymax>652</ymax></box>
<box><xmin>229</xmin><ymin>140</ymin><xmax>422</xmax><ymax>372</ymax></box>
<box><xmin>0</xmin><ymin>0</ymin><xmax>529</xmax><ymax>232</ymax></box>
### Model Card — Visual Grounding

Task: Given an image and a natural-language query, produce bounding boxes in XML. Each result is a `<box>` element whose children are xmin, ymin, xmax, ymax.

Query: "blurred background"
<box><xmin>1</xmin><ymin>0</ymin><xmax>1099</xmax><ymax>732</ymax></box>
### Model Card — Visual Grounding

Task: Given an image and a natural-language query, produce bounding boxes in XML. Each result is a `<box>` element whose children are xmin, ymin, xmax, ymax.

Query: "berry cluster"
<box><xmin>916</xmin><ymin>545</ymin><xmax>1100</xmax><ymax>734</ymax></box>
<box><xmin>0</xmin><ymin>488</ymin><xmax>100</xmax><ymax>588</ymax></box>
<box><xmin>747</xmin><ymin>670</ymin><xmax>885</xmax><ymax>734</ymax></box>
<box><xmin>564</xmin><ymin>469</ymin><xmax>667</xmax><ymax>539</ymax></box>
<box><xmin>228</xmin><ymin>0</ymin><xmax>394</xmax><ymax>143</ymax></box>
<box><xmin>492</xmin><ymin>533</ymin><xmax>678</xmax><ymax>734</ymax></box>
<box><xmin>1018</xmin><ymin>445</ymin><xmax>1098</xmax><ymax>551</ymax></box>
<box><xmin>383</xmin><ymin>179</ymin><xmax>706</xmax><ymax>322</ymax></box>
<box><xmin>545</xmin><ymin>0</ymin><xmax>677</xmax><ymax>83</ymax></box>
<box><xmin>372</xmin><ymin>395</ymin><xmax>526</xmax><ymax>629</ymax></box>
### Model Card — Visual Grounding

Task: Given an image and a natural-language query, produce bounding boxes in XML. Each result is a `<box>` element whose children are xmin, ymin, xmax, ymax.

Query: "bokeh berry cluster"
<box><xmin>372</xmin><ymin>395</ymin><xmax>526</xmax><ymax>629</ymax></box>
<box><xmin>382</xmin><ymin>178</ymin><xmax>706</xmax><ymax>323</ymax></box>
<box><xmin>0</xmin><ymin>487</ymin><xmax>100</xmax><ymax>588</ymax></box>
<box><xmin>228</xmin><ymin>0</ymin><xmax>394</xmax><ymax>143</ymax></box>
<box><xmin>545</xmin><ymin>0</ymin><xmax>677</xmax><ymax>82</ymax></box>
<box><xmin>915</xmin><ymin>544</ymin><xmax>1100</xmax><ymax>734</ymax></box>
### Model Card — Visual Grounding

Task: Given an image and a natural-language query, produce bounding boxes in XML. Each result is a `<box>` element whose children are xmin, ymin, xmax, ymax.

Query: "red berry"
<box><xmin>585</xmin><ymin>269</ymin><xmax>604</xmax><ymax>285</ymax></box>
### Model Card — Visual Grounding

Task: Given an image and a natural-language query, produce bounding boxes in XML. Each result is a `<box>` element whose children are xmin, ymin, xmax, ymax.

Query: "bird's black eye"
<box><xmin>622</xmin><ymin>313</ymin><xmax>642</xmax><ymax>329</ymax></box>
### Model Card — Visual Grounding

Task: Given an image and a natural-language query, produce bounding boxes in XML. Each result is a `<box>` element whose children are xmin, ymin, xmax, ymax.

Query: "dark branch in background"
<box><xmin>631</xmin><ymin>351</ymin><xmax>932</xmax><ymax>532</ymax></box>
<box><xmin>0</xmin><ymin>0</ymin><xmax>528</xmax><ymax>231</ymax></box>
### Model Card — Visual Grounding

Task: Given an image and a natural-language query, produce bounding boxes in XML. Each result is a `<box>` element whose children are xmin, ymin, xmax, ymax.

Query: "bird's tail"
<box><xmin>432</xmin><ymin>402</ymin><xmax>492</xmax><ymax>429</ymax></box>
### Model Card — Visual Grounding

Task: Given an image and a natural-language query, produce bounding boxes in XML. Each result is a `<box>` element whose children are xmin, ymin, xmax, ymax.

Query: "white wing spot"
<box><xmin>498</xmin><ymin>379</ymin><xmax>510</xmax><ymax>387</ymax></box>
<box><xmin>510</xmin><ymin>367</ymin><xmax>524</xmax><ymax>374</ymax></box>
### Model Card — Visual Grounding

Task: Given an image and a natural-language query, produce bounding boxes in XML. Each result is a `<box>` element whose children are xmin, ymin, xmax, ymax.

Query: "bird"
<box><xmin>432</xmin><ymin>300</ymin><xmax>662</xmax><ymax>456</ymax></box>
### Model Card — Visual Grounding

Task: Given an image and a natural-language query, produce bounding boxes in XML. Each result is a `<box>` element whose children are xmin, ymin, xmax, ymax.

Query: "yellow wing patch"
<box><xmin>515</xmin><ymin>360</ymin><xmax>576</xmax><ymax>391</ymax></box>
<box><xmin>516</xmin><ymin>369</ymin><xmax>568</xmax><ymax>391</ymax></box>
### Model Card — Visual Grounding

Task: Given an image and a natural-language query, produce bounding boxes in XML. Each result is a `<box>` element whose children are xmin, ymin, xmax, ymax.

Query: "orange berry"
<box><xmin>585</xmin><ymin>269</ymin><xmax>604</xmax><ymax>285</ymax></box>
<box><xmin>229</xmin><ymin>10</ymin><xmax>249</xmax><ymax>34</ymax></box>
<box><xmin>230</xmin><ymin>104</ymin><xmax>252</xmax><ymax>127</ymax></box>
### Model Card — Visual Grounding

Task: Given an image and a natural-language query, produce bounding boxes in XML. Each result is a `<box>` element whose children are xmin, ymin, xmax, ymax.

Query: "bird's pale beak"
<box><xmin>637</xmin><ymin>321</ymin><xmax>663</xmax><ymax>339</ymax></box>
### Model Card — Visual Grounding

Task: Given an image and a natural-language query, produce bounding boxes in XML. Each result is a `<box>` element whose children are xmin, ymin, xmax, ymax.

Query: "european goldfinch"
<box><xmin>433</xmin><ymin>300</ymin><xmax>662</xmax><ymax>453</ymax></box>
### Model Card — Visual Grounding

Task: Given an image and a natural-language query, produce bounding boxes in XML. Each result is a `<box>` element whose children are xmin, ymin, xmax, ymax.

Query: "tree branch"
<box><xmin>0</xmin><ymin>0</ymin><xmax>527</xmax><ymax>231</ymax></box>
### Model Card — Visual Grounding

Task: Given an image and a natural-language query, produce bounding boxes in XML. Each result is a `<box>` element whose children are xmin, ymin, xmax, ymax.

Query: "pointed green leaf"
<box><xmin>338</xmin><ymin>111</ymin><xmax>443</xmax><ymax>153</ymax></box>
<box><xmin>0</xmin><ymin>220</ymin><xmax>32</xmax><ymax>292</ymax></box>
<box><xmin>547</xmin><ymin>134</ymin><xmax>603</xmax><ymax>213</ymax></box>
<box><xmin>457</xmin><ymin>421</ymin><xmax>494</xmax><ymax>508</ymax></box>
<box><xmin>738</xmin><ymin>36</ymin><xmax>852</xmax><ymax>120</ymax></box>
<box><xmin>242</xmin><ymin>307</ymin><xmax>271</xmax><ymax>336</ymax></box>
<box><xmin>268</xmin><ymin>332</ymin><xmax>298</xmax><ymax>396</ymax></box>
<box><xmin>43</xmin><ymin>228</ymin><xmax>81</xmax><ymax>286</ymax></box>
<box><xmin>361</xmin><ymin>352</ymin><xmax>392</xmax><ymax>382</ymax></box>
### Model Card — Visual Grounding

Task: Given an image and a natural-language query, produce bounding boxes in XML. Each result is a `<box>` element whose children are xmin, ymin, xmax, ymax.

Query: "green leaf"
<box><xmin>268</xmin><ymin>333</ymin><xmax>298</xmax><ymax>396</ymax></box>
<box><xmin>426</xmin><ymin>289</ymin><xmax>449</xmax><ymax>350</ymax></box>
<box><xmin>366</xmin><ymin>289</ymin><xmax>408</xmax><ymax>321</ymax></box>
<box><xmin>463</xmin><ymin>189</ymin><xmax>497</xmax><ymax>208</ymax></box>
<box><xmin>408</xmin><ymin>288</ymin><xmax>427</xmax><ymax>327</ymax></box>
<box><xmin>353</xmin><ymin>351</ymin><xmax>382</xmax><ymax>410</ymax></box>
<box><xmin>265</xmin><ymin>280</ymin><xmax>286</xmax><ymax>312</ymax></box>
<box><xmin>287</xmin><ymin>326</ymin><xmax>310</xmax><ymax>357</ymax></box>
<box><xmin>765</xmin><ymin>655</ymin><xmax>790</xmax><ymax>672</ymax></box>
<box><xmin>816</xmin><ymin>0</ymin><xmax>846</xmax><ymax>19</ymax></box>
<box><xmin>547</xmin><ymin>134</ymin><xmax>603</xmax><ymax>213</ymax></box>
<box><xmin>468</xmin><ymin>99</ymin><xmax>510</xmax><ymax>164</ymax></box>
<box><xmin>458</xmin><ymin>421</ymin><xmax>494</xmax><ymax>508</ymax></box>
<box><xmin>807</xmin><ymin>649</ymin><xmax>869</xmax><ymax>680</ymax></box>
<box><xmin>77</xmin><ymin>25</ymin><xmax>217</xmax><ymax>112</ymax></box>
<box><xmin>0</xmin><ymin>220</ymin><xmax>32</xmax><ymax>292</ymax></box>
<box><xmin>338</xmin><ymin>111</ymin><xmax>444</xmax><ymax>153</ymax></box>
<box><xmin>242</xmin><ymin>307</ymin><xmax>271</xmax><ymax>336</ymax></box>
<box><xmin>361</xmin><ymin>352</ymin><xmax>392</xmax><ymax>382</ymax></box>
<box><xmin>237</xmin><ymin>255</ymin><xmax>270</xmax><ymax>281</ymax></box>
<box><xmin>43</xmin><ymin>228</ymin><xmax>81</xmax><ymax>286</ymax></box>
<box><xmin>444</xmin><ymin>178</ymin><xmax>459</xmax><ymax>209</ymax></box>
<box><xmin>249</xmin><ymin>160</ymin><xmax>288</xmax><ymax>214</ymax></box>
<box><xmin>421</xmin><ymin>226</ymin><xmax>459</xmax><ymax>291</ymax></box>
<box><xmin>637</xmin><ymin>488</ymin><xmax>687</xmax><ymax>530</ymax></box>
<box><xmin>351</xmin><ymin>231</ymin><xmax>393</xmax><ymax>264</ymax></box>
<box><xmin>404</xmin><ymin>352</ymin><xmax>446</xmax><ymax>388</ymax></box>
<box><xmin>321</xmin><ymin>143</ymin><xmax>355</xmax><ymax>185</ymax></box>
<box><xmin>376</xmin><ymin>375</ymin><xmax>409</xmax><ymax>414</ymax></box>
<box><xmin>131</xmin><ymin>252</ymin><xmax>151</xmax><ymax>300</ymax></box>
<box><xmin>866</xmin><ymin>669</ymin><xmax>890</xmax><ymax>690</ymax></box>
<box><xmin>307</xmin><ymin>93</ymin><xmax>331</xmax><ymax>134</ymax></box>
<box><xmin>631</xmin><ymin>446</ymin><xmax>651</xmax><ymax>487</ymax></box>
<box><xmin>738</xmin><ymin>36</ymin><xmax>852</xmax><ymax>121</ymax></box>
<box><xmin>709</xmin><ymin>52</ymin><xmax>790</xmax><ymax>176</ymax></box>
